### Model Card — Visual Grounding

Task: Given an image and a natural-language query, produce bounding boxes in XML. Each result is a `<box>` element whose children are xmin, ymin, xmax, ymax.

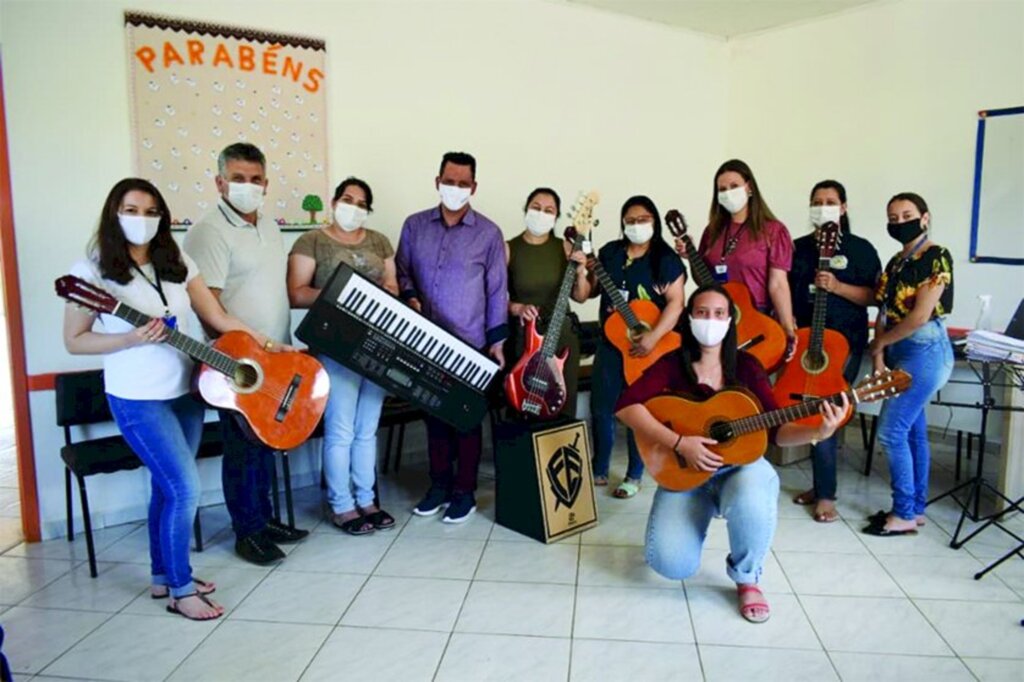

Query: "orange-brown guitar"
<box><xmin>584</xmin><ymin>249</ymin><xmax>682</xmax><ymax>385</ymax></box>
<box><xmin>665</xmin><ymin>210</ymin><xmax>787</xmax><ymax>372</ymax></box>
<box><xmin>56</xmin><ymin>275</ymin><xmax>329</xmax><ymax>451</ymax></box>
<box><xmin>634</xmin><ymin>369</ymin><xmax>910</xmax><ymax>491</ymax></box>
<box><xmin>772</xmin><ymin>222</ymin><xmax>852</xmax><ymax>428</ymax></box>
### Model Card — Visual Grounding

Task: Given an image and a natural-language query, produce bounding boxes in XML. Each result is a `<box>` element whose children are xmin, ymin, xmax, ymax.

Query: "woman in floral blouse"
<box><xmin>865</xmin><ymin>192</ymin><xmax>954</xmax><ymax>536</ymax></box>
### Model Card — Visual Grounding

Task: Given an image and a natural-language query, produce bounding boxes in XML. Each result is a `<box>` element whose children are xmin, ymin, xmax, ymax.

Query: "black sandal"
<box><xmin>365</xmin><ymin>509</ymin><xmax>396</xmax><ymax>531</ymax></box>
<box><xmin>166</xmin><ymin>592</ymin><xmax>223</xmax><ymax>621</ymax></box>
<box><xmin>151</xmin><ymin>577</ymin><xmax>215</xmax><ymax>600</ymax></box>
<box><xmin>333</xmin><ymin>513</ymin><xmax>375</xmax><ymax>536</ymax></box>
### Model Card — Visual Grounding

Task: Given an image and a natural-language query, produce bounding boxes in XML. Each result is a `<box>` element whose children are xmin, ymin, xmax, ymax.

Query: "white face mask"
<box><xmin>624</xmin><ymin>222</ymin><xmax>654</xmax><ymax>245</ymax></box>
<box><xmin>227</xmin><ymin>181</ymin><xmax>265</xmax><ymax>214</ymax></box>
<box><xmin>690</xmin><ymin>316</ymin><xmax>731</xmax><ymax>347</ymax></box>
<box><xmin>717</xmin><ymin>186</ymin><xmax>749</xmax><ymax>215</ymax></box>
<box><xmin>118</xmin><ymin>214</ymin><xmax>160</xmax><ymax>245</ymax></box>
<box><xmin>439</xmin><ymin>184</ymin><xmax>472</xmax><ymax>211</ymax></box>
<box><xmin>334</xmin><ymin>202</ymin><xmax>368</xmax><ymax>232</ymax></box>
<box><xmin>524</xmin><ymin>209</ymin><xmax>556</xmax><ymax>236</ymax></box>
<box><xmin>809</xmin><ymin>204</ymin><xmax>841</xmax><ymax>227</ymax></box>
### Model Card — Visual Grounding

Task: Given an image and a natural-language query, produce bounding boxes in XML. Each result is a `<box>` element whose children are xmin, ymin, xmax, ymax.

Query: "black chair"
<box><xmin>56</xmin><ymin>370</ymin><xmax>291</xmax><ymax>575</ymax></box>
<box><xmin>379</xmin><ymin>397</ymin><xmax>427</xmax><ymax>474</ymax></box>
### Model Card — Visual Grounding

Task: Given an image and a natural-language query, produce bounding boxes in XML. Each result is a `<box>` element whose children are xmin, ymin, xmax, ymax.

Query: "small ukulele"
<box><xmin>56</xmin><ymin>275</ymin><xmax>329</xmax><ymax>450</ymax></box>
<box><xmin>635</xmin><ymin>369</ymin><xmax>911</xmax><ymax>491</ymax></box>
<box><xmin>665</xmin><ymin>210</ymin><xmax>787</xmax><ymax>372</ymax></box>
<box><xmin>772</xmin><ymin>222</ymin><xmax>852</xmax><ymax>427</ymax></box>
<box><xmin>504</xmin><ymin>191</ymin><xmax>599</xmax><ymax>418</ymax></box>
<box><xmin>572</xmin><ymin>228</ymin><xmax>683</xmax><ymax>385</ymax></box>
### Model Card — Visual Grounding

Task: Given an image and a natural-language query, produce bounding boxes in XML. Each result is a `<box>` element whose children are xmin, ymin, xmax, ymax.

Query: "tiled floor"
<box><xmin>2</xmin><ymin>430</ymin><xmax>1023</xmax><ymax>681</ymax></box>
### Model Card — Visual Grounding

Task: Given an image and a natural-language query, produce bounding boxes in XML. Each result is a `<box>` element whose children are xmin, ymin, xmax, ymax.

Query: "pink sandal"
<box><xmin>737</xmin><ymin>584</ymin><xmax>771</xmax><ymax>624</ymax></box>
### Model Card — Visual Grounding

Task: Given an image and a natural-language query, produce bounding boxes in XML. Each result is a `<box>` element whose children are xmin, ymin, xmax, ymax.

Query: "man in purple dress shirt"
<box><xmin>397</xmin><ymin>151</ymin><xmax>508</xmax><ymax>523</ymax></box>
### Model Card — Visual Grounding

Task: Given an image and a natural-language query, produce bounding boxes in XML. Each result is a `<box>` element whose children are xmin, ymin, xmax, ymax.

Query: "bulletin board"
<box><xmin>969</xmin><ymin>106</ymin><xmax>1024</xmax><ymax>265</ymax></box>
<box><xmin>124</xmin><ymin>12</ymin><xmax>330</xmax><ymax>228</ymax></box>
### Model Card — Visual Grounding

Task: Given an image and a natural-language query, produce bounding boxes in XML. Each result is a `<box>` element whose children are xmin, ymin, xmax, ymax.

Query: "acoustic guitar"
<box><xmin>634</xmin><ymin>369</ymin><xmax>910</xmax><ymax>491</ymax></box>
<box><xmin>772</xmin><ymin>222</ymin><xmax>853</xmax><ymax>427</ymax></box>
<box><xmin>571</xmin><ymin>229</ymin><xmax>683</xmax><ymax>385</ymax></box>
<box><xmin>504</xmin><ymin>191</ymin><xmax>599</xmax><ymax>418</ymax></box>
<box><xmin>56</xmin><ymin>275</ymin><xmax>329</xmax><ymax>450</ymax></box>
<box><xmin>664</xmin><ymin>210</ymin><xmax>787</xmax><ymax>372</ymax></box>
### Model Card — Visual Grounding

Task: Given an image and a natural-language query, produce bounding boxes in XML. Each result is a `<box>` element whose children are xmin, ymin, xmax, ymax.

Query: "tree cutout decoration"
<box><xmin>302</xmin><ymin>194</ymin><xmax>324</xmax><ymax>224</ymax></box>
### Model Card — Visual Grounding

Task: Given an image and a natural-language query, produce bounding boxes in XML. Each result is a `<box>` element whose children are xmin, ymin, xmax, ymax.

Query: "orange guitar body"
<box><xmin>603</xmin><ymin>299</ymin><xmax>682</xmax><ymax>385</ymax></box>
<box><xmin>772</xmin><ymin>328</ymin><xmax>853</xmax><ymax>428</ymax></box>
<box><xmin>634</xmin><ymin>391</ymin><xmax>768</xmax><ymax>492</ymax></box>
<box><xmin>723</xmin><ymin>282</ymin><xmax>787</xmax><ymax>373</ymax></box>
<box><xmin>196</xmin><ymin>331</ymin><xmax>330</xmax><ymax>450</ymax></box>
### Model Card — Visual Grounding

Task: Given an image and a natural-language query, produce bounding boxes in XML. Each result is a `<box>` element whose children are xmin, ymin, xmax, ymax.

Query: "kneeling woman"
<box><xmin>615</xmin><ymin>284</ymin><xmax>847</xmax><ymax>622</ymax></box>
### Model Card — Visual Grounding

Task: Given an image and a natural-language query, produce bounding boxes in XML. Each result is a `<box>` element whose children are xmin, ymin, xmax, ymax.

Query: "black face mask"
<box><xmin>887</xmin><ymin>218</ymin><xmax>925</xmax><ymax>245</ymax></box>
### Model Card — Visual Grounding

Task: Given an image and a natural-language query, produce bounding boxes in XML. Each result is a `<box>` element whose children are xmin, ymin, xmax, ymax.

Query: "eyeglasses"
<box><xmin>623</xmin><ymin>216</ymin><xmax>654</xmax><ymax>226</ymax></box>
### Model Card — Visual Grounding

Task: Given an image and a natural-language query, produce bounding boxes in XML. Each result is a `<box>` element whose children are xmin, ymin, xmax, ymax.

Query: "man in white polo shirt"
<box><xmin>183</xmin><ymin>143</ymin><xmax>308</xmax><ymax>565</ymax></box>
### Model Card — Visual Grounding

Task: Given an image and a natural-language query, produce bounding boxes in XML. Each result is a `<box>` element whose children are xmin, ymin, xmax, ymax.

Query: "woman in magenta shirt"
<box><xmin>693</xmin><ymin>159</ymin><xmax>797</xmax><ymax>355</ymax></box>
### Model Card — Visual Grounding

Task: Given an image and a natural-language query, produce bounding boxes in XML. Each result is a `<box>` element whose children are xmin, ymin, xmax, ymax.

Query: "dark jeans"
<box><xmin>426</xmin><ymin>415</ymin><xmax>483</xmax><ymax>495</ymax></box>
<box><xmin>219</xmin><ymin>410</ymin><xmax>276</xmax><ymax>539</ymax></box>
<box><xmin>810</xmin><ymin>347</ymin><xmax>864</xmax><ymax>501</ymax></box>
<box><xmin>590</xmin><ymin>341</ymin><xmax>643</xmax><ymax>480</ymax></box>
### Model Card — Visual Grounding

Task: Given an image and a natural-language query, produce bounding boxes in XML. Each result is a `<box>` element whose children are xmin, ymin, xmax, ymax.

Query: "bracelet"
<box><xmin>263</xmin><ymin>339</ymin><xmax>274</xmax><ymax>351</ymax></box>
<box><xmin>673</xmin><ymin>433</ymin><xmax>683</xmax><ymax>454</ymax></box>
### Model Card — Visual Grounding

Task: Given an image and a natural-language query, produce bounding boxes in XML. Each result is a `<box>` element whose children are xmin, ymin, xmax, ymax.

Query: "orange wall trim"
<box><xmin>0</xmin><ymin>57</ymin><xmax>42</xmax><ymax>542</ymax></box>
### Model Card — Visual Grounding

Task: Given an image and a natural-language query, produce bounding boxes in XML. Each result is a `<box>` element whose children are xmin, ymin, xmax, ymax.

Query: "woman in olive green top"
<box><xmin>287</xmin><ymin>177</ymin><xmax>398</xmax><ymax>536</ymax></box>
<box><xmin>505</xmin><ymin>187</ymin><xmax>592</xmax><ymax>417</ymax></box>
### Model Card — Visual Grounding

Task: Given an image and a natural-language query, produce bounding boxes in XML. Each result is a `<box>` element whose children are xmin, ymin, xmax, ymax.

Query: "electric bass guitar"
<box><xmin>571</xmin><ymin>230</ymin><xmax>683</xmax><ymax>385</ymax></box>
<box><xmin>664</xmin><ymin>210</ymin><xmax>787</xmax><ymax>372</ymax></box>
<box><xmin>635</xmin><ymin>369</ymin><xmax>910</xmax><ymax>491</ymax></box>
<box><xmin>772</xmin><ymin>222</ymin><xmax>853</xmax><ymax>427</ymax></box>
<box><xmin>56</xmin><ymin>275</ymin><xmax>329</xmax><ymax>450</ymax></box>
<box><xmin>504</xmin><ymin>191</ymin><xmax>598</xmax><ymax>418</ymax></box>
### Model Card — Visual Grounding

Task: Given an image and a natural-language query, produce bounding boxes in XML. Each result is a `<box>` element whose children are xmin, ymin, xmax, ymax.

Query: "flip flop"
<box><xmin>593</xmin><ymin>476</ymin><xmax>609</xmax><ymax>487</ymax></box>
<box><xmin>868</xmin><ymin>510</ymin><xmax>926</xmax><ymax>527</ymax></box>
<box><xmin>613</xmin><ymin>479</ymin><xmax>641</xmax><ymax>499</ymax></box>
<box><xmin>862</xmin><ymin>522</ymin><xmax>918</xmax><ymax>537</ymax></box>
<box><xmin>814</xmin><ymin>508</ymin><xmax>839</xmax><ymax>523</ymax></box>
<box><xmin>792</xmin><ymin>490</ymin><xmax>816</xmax><ymax>506</ymax></box>
<box><xmin>166</xmin><ymin>592</ymin><xmax>223</xmax><ymax>621</ymax></box>
<box><xmin>333</xmin><ymin>513</ymin><xmax>375</xmax><ymax>536</ymax></box>
<box><xmin>737</xmin><ymin>585</ymin><xmax>771</xmax><ymax>624</ymax></box>
<box><xmin>364</xmin><ymin>509</ymin><xmax>396</xmax><ymax>531</ymax></box>
<box><xmin>151</xmin><ymin>577</ymin><xmax>215</xmax><ymax>600</ymax></box>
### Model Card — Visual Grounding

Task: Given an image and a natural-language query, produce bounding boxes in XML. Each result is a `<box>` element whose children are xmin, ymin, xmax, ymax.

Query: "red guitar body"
<box><xmin>196</xmin><ymin>331</ymin><xmax>330</xmax><ymax>450</ymax></box>
<box><xmin>503</xmin><ymin>318</ymin><xmax>569</xmax><ymax>418</ymax></box>
<box><xmin>723</xmin><ymin>282</ymin><xmax>787</xmax><ymax>373</ymax></box>
<box><xmin>772</xmin><ymin>328</ymin><xmax>853</xmax><ymax>428</ymax></box>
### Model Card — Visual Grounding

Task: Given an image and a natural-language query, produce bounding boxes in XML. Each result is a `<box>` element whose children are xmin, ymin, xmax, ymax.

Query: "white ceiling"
<box><xmin>564</xmin><ymin>0</ymin><xmax>883</xmax><ymax>39</ymax></box>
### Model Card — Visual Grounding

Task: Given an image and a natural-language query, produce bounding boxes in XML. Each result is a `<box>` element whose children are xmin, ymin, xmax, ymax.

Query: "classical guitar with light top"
<box><xmin>504</xmin><ymin>191</ymin><xmax>599</xmax><ymax>418</ymax></box>
<box><xmin>635</xmin><ymin>369</ymin><xmax>910</xmax><ymax>491</ymax></box>
<box><xmin>772</xmin><ymin>222</ymin><xmax>853</xmax><ymax>427</ymax></box>
<box><xmin>572</xmin><ymin>228</ymin><xmax>683</xmax><ymax>385</ymax></box>
<box><xmin>56</xmin><ymin>275</ymin><xmax>329</xmax><ymax>450</ymax></box>
<box><xmin>665</xmin><ymin>210</ymin><xmax>787</xmax><ymax>372</ymax></box>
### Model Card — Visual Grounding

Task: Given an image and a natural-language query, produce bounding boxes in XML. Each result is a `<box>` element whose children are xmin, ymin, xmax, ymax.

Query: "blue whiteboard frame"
<box><xmin>969</xmin><ymin>105</ymin><xmax>1024</xmax><ymax>265</ymax></box>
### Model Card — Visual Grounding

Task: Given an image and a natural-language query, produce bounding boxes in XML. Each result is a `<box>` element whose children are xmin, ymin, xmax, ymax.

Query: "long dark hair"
<box><xmin>810</xmin><ymin>179</ymin><xmax>851</xmax><ymax>233</ymax></box>
<box><xmin>92</xmin><ymin>178</ymin><xmax>186</xmax><ymax>285</ymax></box>
<box><xmin>619</xmin><ymin>195</ymin><xmax>676</xmax><ymax>287</ymax></box>
<box><xmin>679</xmin><ymin>283</ymin><xmax>739</xmax><ymax>387</ymax></box>
<box><xmin>705</xmin><ymin>159</ymin><xmax>778</xmax><ymax>244</ymax></box>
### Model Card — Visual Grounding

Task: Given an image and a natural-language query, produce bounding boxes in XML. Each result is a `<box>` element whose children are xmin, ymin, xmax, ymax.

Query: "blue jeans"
<box><xmin>590</xmin><ymin>341</ymin><xmax>644</xmax><ymax>480</ymax></box>
<box><xmin>107</xmin><ymin>393</ymin><xmax>204</xmax><ymax>598</ymax></box>
<box><xmin>810</xmin><ymin>348</ymin><xmax>865</xmax><ymax>501</ymax></box>
<box><xmin>877</xmin><ymin>319</ymin><xmax>954</xmax><ymax>520</ymax></box>
<box><xmin>645</xmin><ymin>458</ymin><xmax>779</xmax><ymax>584</ymax></box>
<box><xmin>320</xmin><ymin>355</ymin><xmax>387</xmax><ymax>514</ymax></box>
<box><xmin>219</xmin><ymin>409</ymin><xmax>277</xmax><ymax>539</ymax></box>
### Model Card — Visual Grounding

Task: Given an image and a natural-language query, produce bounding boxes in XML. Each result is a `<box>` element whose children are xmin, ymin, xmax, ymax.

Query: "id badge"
<box><xmin>617</xmin><ymin>289</ymin><xmax>630</xmax><ymax>302</ymax></box>
<box><xmin>808</xmin><ymin>283</ymin><xmax>817</xmax><ymax>301</ymax></box>
<box><xmin>713</xmin><ymin>264</ymin><xmax>728</xmax><ymax>283</ymax></box>
<box><xmin>163</xmin><ymin>315</ymin><xmax>178</xmax><ymax>330</ymax></box>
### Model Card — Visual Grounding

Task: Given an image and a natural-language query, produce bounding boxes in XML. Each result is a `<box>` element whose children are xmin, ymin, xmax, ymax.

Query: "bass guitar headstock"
<box><xmin>564</xmin><ymin>190</ymin><xmax>600</xmax><ymax>252</ymax></box>
<box><xmin>55</xmin><ymin>275</ymin><xmax>118</xmax><ymax>315</ymax></box>
<box><xmin>852</xmin><ymin>368</ymin><xmax>912</xmax><ymax>404</ymax></box>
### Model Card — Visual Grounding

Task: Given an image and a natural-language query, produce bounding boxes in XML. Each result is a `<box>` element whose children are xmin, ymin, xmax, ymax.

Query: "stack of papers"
<box><xmin>965</xmin><ymin>329</ymin><xmax>1024</xmax><ymax>364</ymax></box>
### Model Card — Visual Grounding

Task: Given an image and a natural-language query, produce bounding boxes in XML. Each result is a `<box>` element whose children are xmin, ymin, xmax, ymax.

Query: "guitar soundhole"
<box><xmin>708</xmin><ymin>421</ymin><xmax>734</xmax><ymax>443</ymax></box>
<box><xmin>801</xmin><ymin>351</ymin><xmax>828</xmax><ymax>374</ymax></box>
<box><xmin>231</xmin><ymin>360</ymin><xmax>263</xmax><ymax>394</ymax></box>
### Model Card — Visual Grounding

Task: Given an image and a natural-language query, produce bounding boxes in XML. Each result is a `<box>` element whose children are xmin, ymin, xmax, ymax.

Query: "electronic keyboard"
<box><xmin>296</xmin><ymin>263</ymin><xmax>499</xmax><ymax>431</ymax></box>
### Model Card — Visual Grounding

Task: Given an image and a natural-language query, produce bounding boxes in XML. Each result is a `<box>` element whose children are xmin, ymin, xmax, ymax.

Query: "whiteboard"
<box><xmin>970</xmin><ymin>106</ymin><xmax>1024</xmax><ymax>264</ymax></box>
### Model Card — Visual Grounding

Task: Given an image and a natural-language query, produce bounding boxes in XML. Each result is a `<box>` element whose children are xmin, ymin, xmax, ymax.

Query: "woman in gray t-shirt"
<box><xmin>288</xmin><ymin>177</ymin><xmax>398</xmax><ymax>534</ymax></box>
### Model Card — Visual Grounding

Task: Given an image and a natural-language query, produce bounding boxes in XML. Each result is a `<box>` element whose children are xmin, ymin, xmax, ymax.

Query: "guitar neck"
<box><xmin>591</xmin><ymin>259</ymin><xmax>642</xmax><ymax>331</ymax></box>
<box><xmin>682</xmin><ymin>235</ymin><xmax>716</xmax><ymax>287</ymax></box>
<box><xmin>808</xmin><ymin>255</ymin><xmax>831</xmax><ymax>355</ymax></box>
<box><xmin>729</xmin><ymin>388</ymin><xmax>853</xmax><ymax>436</ymax></box>
<box><xmin>112</xmin><ymin>302</ymin><xmax>239</xmax><ymax>376</ymax></box>
<box><xmin>539</xmin><ymin>256</ymin><xmax>580</xmax><ymax>359</ymax></box>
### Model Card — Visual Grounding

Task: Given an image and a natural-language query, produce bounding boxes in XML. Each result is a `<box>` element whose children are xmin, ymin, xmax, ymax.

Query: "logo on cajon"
<box><xmin>533</xmin><ymin>423</ymin><xmax>597</xmax><ymax>540</ymax></box>
<box><xmin>546</xmin><ymin>433</ymin><xmax>584</xmax><ymax>510</ymax></box>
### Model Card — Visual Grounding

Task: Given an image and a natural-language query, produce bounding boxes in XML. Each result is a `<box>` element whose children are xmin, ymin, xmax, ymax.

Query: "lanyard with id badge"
<box><xmin>714</xmin><ymin>222</ymin><xmax>748</xmax><ymax>283</ymax></box>
<box><xmin>132</xmin><ymin>263</ymin><xmax>177</xmax><ymax>330</ymax></box>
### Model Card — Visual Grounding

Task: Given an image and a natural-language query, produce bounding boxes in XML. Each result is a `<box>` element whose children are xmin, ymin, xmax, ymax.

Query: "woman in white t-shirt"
<box><xmin>63</xmin><ymin>178</ymin><xmax>278</xmax><ymax>621</ymax></box>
